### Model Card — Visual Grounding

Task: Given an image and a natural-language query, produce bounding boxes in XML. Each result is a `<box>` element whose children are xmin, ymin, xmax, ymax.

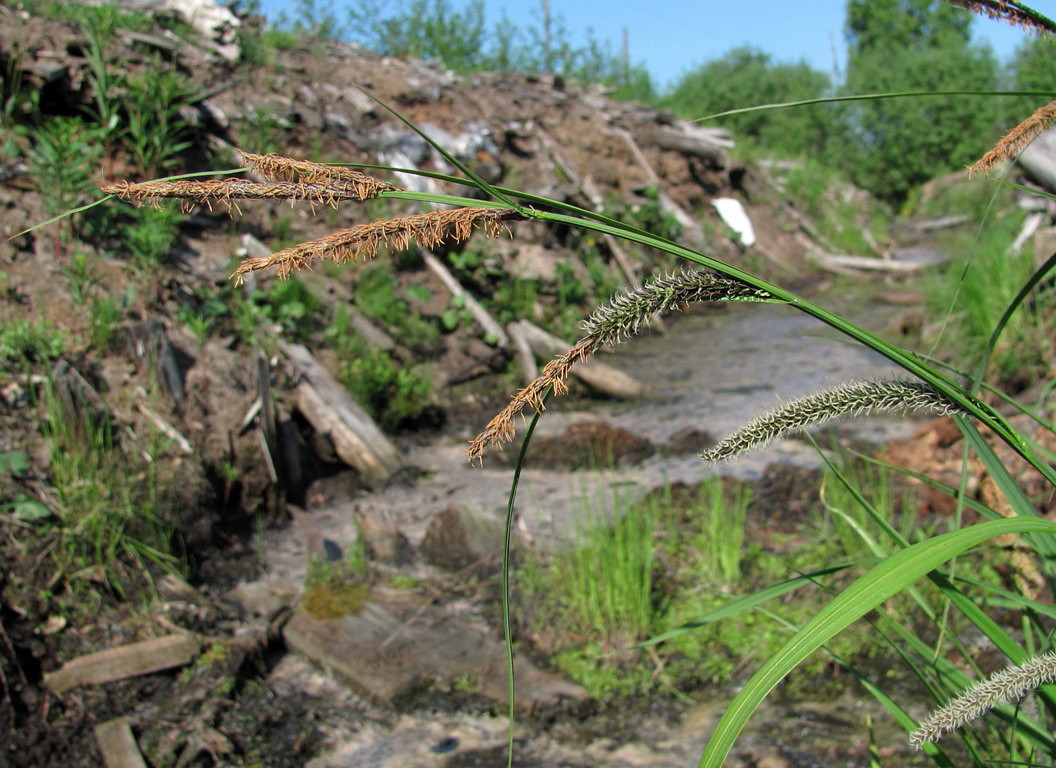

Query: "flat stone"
<box><xmin>420</xmin><ymin>502</ymin><xmax>503</xmax><ymax>571</ymax></box>
<box><xmin>283</xmin><ymin>591</ymin><xmax>585</xmax><ymax>710</ymax></box>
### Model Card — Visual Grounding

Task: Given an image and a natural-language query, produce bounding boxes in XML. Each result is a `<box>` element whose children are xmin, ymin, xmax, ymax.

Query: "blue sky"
<box><xmin>255</xmin><ymin>0</ymin><xmax>1052</xmax><ymax>88</ymax></box>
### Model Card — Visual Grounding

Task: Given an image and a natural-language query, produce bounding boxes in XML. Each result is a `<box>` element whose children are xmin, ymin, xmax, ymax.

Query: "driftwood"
<box><xmin>1007</xmin><ymin>210</ymin><xmax>1045</xmax><ymax>255</ymax></box>
<box><xmin>94</xmin><ymin>718</ymin><xmax>148</xmax><ymax>768</ymax></box>
<box><xmin>137</xmin><ymin>403</ymin><xmax>192</xmax><ymax>455</ymax></box>
<box><xmin>808</xmin><ymin>250</ymin><xmax>947</xmax><ymax>274</ymax></box>
<box><xmin>890</xmin><ymin>214</ymin><xmax>970</xmax><ymax>235</ymax></box>
<box><xmin>44</xmin><ymin>634</ymin><xmax>201</xmax><ymax>694</ymax></box>
<box><xmin>280</xmin><ymin>342</ymin><xmax>402</xmax><ymax>488</ymax></box>
<box><xmin>420</xmin><ymin>248</ymin><xmax>509</xmax><ymax>347</ymax></box>
<box><xmin>645</xmin><ymin>124</ymin><xmax>732</xmax><ymax>165</ymax></box>
<box><xmin>513</xmin><ymin>320</ymin><xmax>651</xmax><ymax>399</ymax></box>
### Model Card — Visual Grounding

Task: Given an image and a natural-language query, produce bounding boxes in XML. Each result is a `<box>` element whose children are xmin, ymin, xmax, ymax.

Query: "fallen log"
<box><xmin>513</xmin><ymin>320</ymin><xmax>652</xmax><ymax>399</ymax></box>
<box><xmin>280</xmin><ymin>342</ymin><xmax>402</xmax><ymax>488</ymax></box>
<box><xmin>44</xmin><ymin>633</ymin><xmax>201</xmax><ymax>694</ymax></box>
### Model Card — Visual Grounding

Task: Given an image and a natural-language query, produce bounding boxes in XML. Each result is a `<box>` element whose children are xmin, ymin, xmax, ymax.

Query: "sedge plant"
<box><xmin>24</xmin><ymin>2</ymin><xmax>1056</xmax><ymax>761</ymax></box>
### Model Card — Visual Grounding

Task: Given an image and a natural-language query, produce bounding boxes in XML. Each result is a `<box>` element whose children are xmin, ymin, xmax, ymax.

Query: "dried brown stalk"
<box><xmin>239</xmin><ymin>150</ymin><xmax>398</xmax><ymax>196</ymax></box>
<box><xmin>970</xmin><ymin>100</ymin><xmax>1056</xmax><ymax>175</ymax></box>
<box><xmin>103</xmin><ymin>179</ymin><xmax>385</xmax><ymax>213</ymax></box>
<box><xmin>231</xmin><ymin>206</ymin><xmax>521</xmax><ymax>282</ymax></box>
<box><xmin>467</xmin><ymin>338</ymin><xmax>591</xmax><ymax>464</ymax></box>
<box><xmin>944</xmin><ymin>0</ymin><xmax>1056</xmax><ymax>34</ymax></box>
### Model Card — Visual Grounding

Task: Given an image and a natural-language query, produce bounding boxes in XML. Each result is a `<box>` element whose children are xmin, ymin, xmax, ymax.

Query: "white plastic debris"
<box><xmin>712</xmin><ymin>197</ymin><xmax>756</xmax><ymax>247</ymax></box>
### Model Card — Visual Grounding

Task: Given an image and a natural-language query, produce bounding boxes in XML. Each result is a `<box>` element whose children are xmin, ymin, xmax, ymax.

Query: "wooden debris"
<box><xmin>280</xmin><ymin>342</ymin><xmax>402</xmax><ymax>488</ymax></box>
<box><xmin>645</xmin><ymin>123</ymin><xmax>732</xmax><ymax>165</ymax></box>
<box><xmin>137</xmin><ymin>403</ymin><xmax>193</xmax><ymax>455</ymax></box>
<box><xmin>44</xmin><ymin>633</ymin><xmax>201</xmax><ymax>694</ymax></box>
<box><xmin>420</xmin><ymin>248</ymin><xmax>509</xmax><ymax>346</ymax></box>
<box><xmin>94</xmin><ymin>718</ymin><xmax>148</xmax><ymax>768</ymax></box>
<box><xmin>808</xmin><ymin>252</ymin><xmax>942</xmax><ymax>274</ymax></box>
<box><xmin>513</xmin><ymin>320</ymin><xmax>652</xmax><ymax>399</ymax></box>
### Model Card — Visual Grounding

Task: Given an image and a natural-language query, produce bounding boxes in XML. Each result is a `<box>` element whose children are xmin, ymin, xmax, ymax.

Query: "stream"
<box><xmin>252</xmin><ymin>299</ymin><xmax>934</xmax><ymax>767</ymax></box>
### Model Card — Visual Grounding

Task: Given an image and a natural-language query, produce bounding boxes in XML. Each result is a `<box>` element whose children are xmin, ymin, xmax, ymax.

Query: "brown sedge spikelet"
<box><xmin>910</xmin><ymin>650</ymin><xmax>1056</xmax><ymax>747</ymax></box>
<box><xmin>700</xmin><ymin>378</ymin><xmax>965</xmax><ymax>463</ymax></box>
<box><xmin>239</xmin><ymin>150</ymin><xmax>398</xmax><ymax>196</ymax></box>
<box><xmin>969</xmin><ymin>100</ymin><xmax>1056</xmax><ymax>176</ymax></box>
<box><xmin>103</xmin><ymin>179</ymin><xmax>384</xmax><ymax>213</ymax></box>
<box><xmin>943</xmin><ymin>0</ymin><xmax>1056</xmax><ymax>34</ymax></box>
<box><xmin>231</xmin><ymin>206</ymin><xmax>521</xmax><ymax>282</ymax></box>
<box><xmin>467</xmin><ymin>269</ymin><xmax>771</xmax><ymax>464</ymax></box>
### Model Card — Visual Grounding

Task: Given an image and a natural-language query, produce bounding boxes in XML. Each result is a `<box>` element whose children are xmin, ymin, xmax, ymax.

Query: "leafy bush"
<box><xmin>663</xmin><ymin>47</ymin><xmax>833</xmax><ymax>158</ymax></box>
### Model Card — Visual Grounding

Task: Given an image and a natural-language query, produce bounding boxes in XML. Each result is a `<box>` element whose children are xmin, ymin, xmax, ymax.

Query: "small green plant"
<box><xmin>927</xmin><ymin>213</ymin><xmax>1053</xmax><ymax>383</ymax></box>
<box><xmin>61</xmin><ymin>251</ymin><xmax>103</xmax><ymax>305</ymax></box>
<box><xmin>250</xmin><ymin>275</ymin><xmax>321</xmax><ymax>340</ymax></box>
<box><xmin>89</xmin><ymin>294</ymin><xmax>122</xmax><ymax>351</ymax></box>
<box><xmin>354</xmin><ymin>263</ymin><xmax>440</xmax><ymax>352</ymax></box>
<box><xmin>123</xmin><ymin>67</ymin><xmax>195</xmax><ymax>177</ymax></box>
<box><xmin>0</xmin><ymin>317</ymin><xmax>66</xmax><ymax>366</ymax></box>
<box><xmin>325</xmin><ymin>308</ymin><xmax>433</xmax><ymax>430</ymax></box>
<box><xmin>42</xmin><ymin>385</ymin><xmax>181</xmax><ymax>597</ymax></box>
<box><xmin>28</xmin><ymin>117</ymin><xmax>102</xmax><ymax>245</ymax></box>
<box><xmin>125</xmin><ymin>205</ymin><xmax>183</xmax><ymax>270</ymax></box>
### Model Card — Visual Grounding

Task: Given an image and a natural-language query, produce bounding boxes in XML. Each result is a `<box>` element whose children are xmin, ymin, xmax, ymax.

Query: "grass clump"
<box><xmin>41</xmin><ymin>386</ymin><xmax>181</xmax><ymax>598</ymax></box>
<box><xmin>926</xmin><ymin>213</ymin><xmax>1054</xmax><ymax>384</ymax></box>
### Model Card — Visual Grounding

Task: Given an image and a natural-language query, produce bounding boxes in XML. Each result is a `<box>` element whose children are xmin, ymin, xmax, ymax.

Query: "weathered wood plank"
<box><xmin>281</xmin><ymin>342</ymin><xmax>402</xmax><ymax>488</ymax></box>
<box><xmin>44</xmin><ymin>634</ymin><xmax>201</xmax><ymax>694</ymax></box>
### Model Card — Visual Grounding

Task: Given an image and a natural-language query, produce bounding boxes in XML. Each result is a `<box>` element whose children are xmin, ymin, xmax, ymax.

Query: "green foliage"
<box><xmin>663</xmin><ymin>47</ymin><xmax>832</xmax><ymax>157</ymax></box>
<box><xmin>89</xmin><ymin>294</ymin><xmax>122</xmax><ymax>352</ymax></box>
<box><xmin>927</xmin><ymin>213</ymin><xmax>1052</xmax><ymax>381</ymax></box>
<box><xmin>324</xmin><ymin>306</ymin><xmax>433</xmax><ymax>430</ymax></box>
<box><xmin>125</xmin><ymin>205</ymin><xmax>183</xmax><ymax>270</ymax></box>
<box><xmin>42</xmin><ymin>385</ymin><xmax>181</xmax><ymax>596</ymax></box>
<box><xmin>0</xmin><ymin>317</ymin><xmax>66</xmax><ymax>366</ymax></box>
<box><xmin>28</xmin><ymin>117</ymin><xmax>103</xmax><ymax>239</ymax></box>
<box><xmin>249</xmin><ymin>276</ymin><xmax>322</xmax><ymax>340</ymax></box>
<box><xmin>838</xmin><ymin>0</ymin><xmax>999</xmax><ymax>204</ymax></box>
<box><xmin>354</xmin><ymin>263</ymin><xmax>440</xmax><ymax>352</ymax></box>
<box><xmin>344</xmin><ymin>0</ymin><xmax>655</xmax><ymax>98</ymax></box>
<box><xmin>820</xmin><ymin>456</ymin><xmax>918</xmax><ymax>558</ymax></box>
<box><xmin>777</xmin><ymin>161</ymin><xmax>887</xmax><ymax>253</ymax></box>
<box><xmin>124</xmin><ymin>67</ymin><xmax>195</xmax><ymax>177</ymax></box>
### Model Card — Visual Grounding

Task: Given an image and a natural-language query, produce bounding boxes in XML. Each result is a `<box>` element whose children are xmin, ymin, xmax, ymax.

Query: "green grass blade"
<box><xmin>981</xmin><ymin>247</ymin><xmax>1056</xmax><ymax>373</ymax></box>
<box><xmin>694</xmin><ymin>90</ymin><xmax>1056</xmax><ymax>124</ymax></box>
<box><xmin>697</xmin><ymin>518</ymin><xmax>1056</xmax><ymax>767</ymax></box>
<box><xmin>633</xmin><ymin>561</ymin><xmax>866</xmax><ymax>648</ymax></box>
<box><xmin>501</xmin><ymin>403</ymin><xmax>544</xmax><ymax>768</ymax></box>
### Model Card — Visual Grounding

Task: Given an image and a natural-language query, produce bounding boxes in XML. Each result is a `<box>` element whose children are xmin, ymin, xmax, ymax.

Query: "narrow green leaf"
<box><xmin>698</xmin><ymin>518</ymin><xmax>1056</xmax><ymax>767</ymax></box>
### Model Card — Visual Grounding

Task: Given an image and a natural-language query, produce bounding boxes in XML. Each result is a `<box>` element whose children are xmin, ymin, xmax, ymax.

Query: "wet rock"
<box><xmin>355</xmin><ymin>504</ymin><xmax>414</xmax><ymax>566</ymax></box>
<box><xmin>663</xmin><ymin>426</ymin><xmax>715</xmax><ymax>455</ymax></box>
<box><xmin>502</xmin><ymin>422</ymin><xmax>655</xmax><ymax>470</ymax></box>
<box><xmin>283</xmin><ymin>591</ymin><xmax>586</xmax><ymax>710</ymax></box>
<box><xmin>420</xmin><ymin>502</ymin><xmax>503</xmax><ymax>571</ymax></box>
